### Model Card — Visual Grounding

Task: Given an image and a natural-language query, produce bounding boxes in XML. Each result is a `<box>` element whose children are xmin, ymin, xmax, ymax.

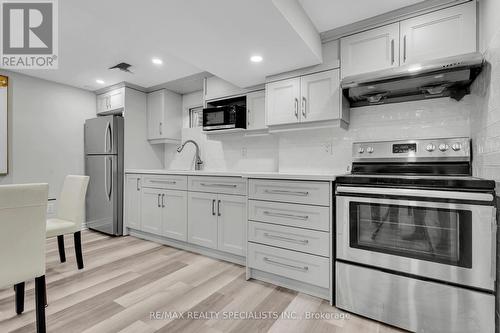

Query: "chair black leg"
<box><xmin>74</xmin><ymin>231</ymin><xmax>84</xmax><ymax>270</ymax></box>
<box><xmin>14</xmin><ymin>282</ymin><xmax>25</xmax><ymax>314</ymax></box>
<box><xmin>57</xmin><ymin>235</ymin><xmax>66</xmax><ymax>263</ymax></box>
<box><xmin>35</xmin><ymin>275</ymin><xmax>46</xmax><ymax>333</ymax></box>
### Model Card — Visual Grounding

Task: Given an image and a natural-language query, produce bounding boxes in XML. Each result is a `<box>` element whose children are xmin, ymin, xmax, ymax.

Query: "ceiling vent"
<box><xmin>109</xmin><ymin>62</ymin><xmax>133</xmax><ymax>73</ymax></box>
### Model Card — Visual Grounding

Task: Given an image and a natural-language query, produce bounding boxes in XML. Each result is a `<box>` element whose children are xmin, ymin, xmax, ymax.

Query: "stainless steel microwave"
<box><xmin>202</xmin><ymin>105</ymin><xmax>246</xmax><ymax>131</ymax></box>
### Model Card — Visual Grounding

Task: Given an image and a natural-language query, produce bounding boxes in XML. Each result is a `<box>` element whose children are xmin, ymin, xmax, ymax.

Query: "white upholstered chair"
<box><xmin>0</xmin><ymin>183</ymin><xmax>48</xmax><ymax>333</ymax></box>
<box><xmin>46</xmin><ymin>175</ymin><xmax>89</xmax><ymax>270</ymax></box>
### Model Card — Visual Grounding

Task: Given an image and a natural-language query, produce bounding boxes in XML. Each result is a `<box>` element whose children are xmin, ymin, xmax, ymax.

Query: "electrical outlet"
<box><xmin>322</xmin><ymin>142</ymin><xmax>333</xmax><ymax>154</ymax></box>
<box><xmin>241</xmin><ymin>147</ymin><xmax>247</xmax><ymax>158</ymax></box>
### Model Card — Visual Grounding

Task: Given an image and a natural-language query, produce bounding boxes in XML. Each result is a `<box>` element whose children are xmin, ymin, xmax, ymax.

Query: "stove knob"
<box><xmin>367</xmin><ymin>147</ymin><xmax>374</xmax><ymax>154</ymax></box>
<box><xmin>358</xmin><ymin>147</ymin><xmax>365</xmax><ymax>154</ymax></box>
<box><xmin>451</xmin><ymin>143</ymin><xmax>462</xmax><ymax>151</ymax></box>
<box><xmin>439</xmin><ymin>143</ymin><xmax>449</xmax><ymax>152</ymax></box>
<box><xmin>425</xmin><ymin>144</ymin><xmax>436</xmax><ymax>152</ymax></box>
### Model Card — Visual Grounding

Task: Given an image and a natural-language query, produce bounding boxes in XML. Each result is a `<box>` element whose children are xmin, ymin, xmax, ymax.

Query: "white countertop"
<box><xmin>125</xmin><ymin>169</ymin><xmax>341</xmax><ymax>181</ymax></box>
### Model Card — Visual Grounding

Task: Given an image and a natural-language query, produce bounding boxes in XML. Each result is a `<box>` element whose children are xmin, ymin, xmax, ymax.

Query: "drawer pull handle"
<box><xmin>263</xmin><ymin>211</ymin><xmax>309</xmax><ymax>220</ymax></box>
<box><xmin>263</xmin><ymin>232</ymin><xmax>309</xmax><ymax>245</ymax></box>
<box><xmin>264</xmin><ymin>189</ymin><xmax>309</xmax><ymax>196</ymax></box>
<box><xmin>150</xmin><ymin>180</ymin><xmax>177</xmax><ymax>185</ymax></box>
<box><xmin>263</xmin><ymin>257</ymin><xmax>309</xmax><ymax>272</ymax></box>
<box><xmin>200</xmin><ymin>183</ymin><xmax>237</xmax><ymax>188</ymax></box>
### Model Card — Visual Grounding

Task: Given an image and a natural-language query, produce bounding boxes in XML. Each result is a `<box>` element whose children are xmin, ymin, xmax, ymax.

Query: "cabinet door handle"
<box><xmin>162</xmin><ymin>193</ymin><xmax>165</xmax><ymax>208</ymax></box>
<box><xmin>302</xmin><ymin>97</ymin><xmax>306</xmax><ymax>118</ymax></box>
<box><xmin>263</xmin><ymin>232</ymin><xmax>309</xmax><ymax>245</ymax></box>
<box><xmin>150</xmin><ymin>180</ymin><xmax>176</xmax><ymax>185</ymax></box>
<box><xmin>247</xmin><ymin>108</ymin><xmax>251</xmax><ymax>126</ymax></box>
<box><xmin>264</xmin><ymin>189</ymin><xmax>309</xmax><ymax>196</ymax></box>
<box><xmin>294</xmin><ymin>98</ymin><xmax>299</xmax><ymax>119</ymax></box>
<box><xmin>263</xmin><ymin>211</ymin><xmax>309</xmax><ymax>221</ymax></box>
<box><xmin>157</xmin><ymin>194</ymin><xmax>161</xmax><ymax>208</ymax></box>
<box><xmin>403</xmin><ymin>35</ymin><xmax>407</xmax><ymax>63</ymax></box>
<box><xmin>212</xmin><ymin>199</ymin><xmax>216</xmax><ymax>216</ymax></box>
<box><xmin>217</xmin><ymin>200</ymin><xmax>221</xmax><ymax>216</ymax></box>
<box><xmin>263</xmin><ymin>257</ymin><xmax>309</xmax><ymax>272</ymax></box>
<box><xmin>136</xmin><ymin>178</ymin><xmax>140</xmax><ymax>191</ymax></box>
<box><xmin>391</xmin><ymin>39</ymin><xmax>395</xmax><ymax>65</ymax></box>
<box><xmin>200</xmin><ymin>183</ymin><xmax>237</xmax><ymax>188</ymax></box>
<box><xmin>159</xmin><ymin>122</ymin><xmax>163</xmax><ymax>135</ymax></box>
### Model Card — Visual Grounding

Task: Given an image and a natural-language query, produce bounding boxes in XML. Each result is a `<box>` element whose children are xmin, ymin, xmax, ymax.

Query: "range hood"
<box><xmin>341</xmin><ymin>52</ymin><xmax>484</xmax><ymax>107</ymax></box>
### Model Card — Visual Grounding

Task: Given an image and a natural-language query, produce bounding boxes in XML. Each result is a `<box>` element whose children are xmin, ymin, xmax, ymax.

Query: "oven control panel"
<box><xmin>352</xmin><ymin>137</ymin><xmax>470</xmax><ymax>162</ymax></box>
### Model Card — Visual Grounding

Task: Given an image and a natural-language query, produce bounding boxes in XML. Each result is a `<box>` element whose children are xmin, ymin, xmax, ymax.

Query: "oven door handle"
<box><xmin>336</xmin><ymin>186</ymin><xmax>494</xmax><ymax>202</ymax></box>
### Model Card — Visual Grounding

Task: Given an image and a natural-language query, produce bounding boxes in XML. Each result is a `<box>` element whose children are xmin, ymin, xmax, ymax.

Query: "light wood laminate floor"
<box><xmin>0</xmin><ymin>230</ymin><xmax>406</xmax><ymax>333</ymax></box>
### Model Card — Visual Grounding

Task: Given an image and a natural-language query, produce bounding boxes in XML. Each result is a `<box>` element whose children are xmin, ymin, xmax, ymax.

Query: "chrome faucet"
<box><xmin>177</xmin><ymin>140</ymin><xmax>203</xmax><ymax>170</ymax></box>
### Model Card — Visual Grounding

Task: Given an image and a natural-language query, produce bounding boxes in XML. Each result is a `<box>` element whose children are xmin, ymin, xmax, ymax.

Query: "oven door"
<box><xmin>202</xmin><ymin>107</ymin><xmax>235</xmax><ymax>130</ymax></box>
<box><xmin>336</xmin><ymin>186</ymin><xmax>496</xmax><ymax>291</ymax></box>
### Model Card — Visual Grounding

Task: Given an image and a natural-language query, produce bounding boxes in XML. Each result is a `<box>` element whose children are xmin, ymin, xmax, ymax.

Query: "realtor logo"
<box><xmin>0</xmin><ymin>0</ymin><xmax>58</xmax><ymax>69</ymax></box>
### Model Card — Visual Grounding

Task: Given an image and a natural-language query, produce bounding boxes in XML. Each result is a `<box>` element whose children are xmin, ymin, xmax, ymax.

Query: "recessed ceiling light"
<box><xmin>250</xmin><ymin>55</ymin><xmax>263</xmax><ymax>63</ymax></box>
<box><xmin>96</xmin><ymin>79</ymin><xmax>105</xmax><ymax>85</ymax></box>
<box><xmin>152</xmin><ymin>58</ymin><xmax>163</xmax><ymax>65</ymax></box>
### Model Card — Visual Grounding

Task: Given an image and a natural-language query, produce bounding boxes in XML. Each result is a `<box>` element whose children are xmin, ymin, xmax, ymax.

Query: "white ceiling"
<box><xmin>8</xmin><ymin>0</ymin><xmax>429</xmax><ymax>92</ymax></box>
<box><xmin>298</xmin><ymin>0</ymin><xmax>427</xmax><ymax>32</ymax></box>
<box><xmin>11</xmin><ymin>0</ymin><xmax>322</xmax><ymax>91</ymax></box>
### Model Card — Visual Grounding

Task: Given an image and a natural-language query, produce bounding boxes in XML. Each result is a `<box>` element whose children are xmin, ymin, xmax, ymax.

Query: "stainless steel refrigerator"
<box><xmin>84</xmin><ymin>115</ymin><xmax>124</xmax><ymax>236</ymax></box>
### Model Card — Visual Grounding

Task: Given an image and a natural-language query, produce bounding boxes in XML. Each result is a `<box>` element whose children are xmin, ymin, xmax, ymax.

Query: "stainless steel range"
<box><xmin>335</xmin><ymin>137</ymin><xmax>496</xmax><ymax>333</ymax></box>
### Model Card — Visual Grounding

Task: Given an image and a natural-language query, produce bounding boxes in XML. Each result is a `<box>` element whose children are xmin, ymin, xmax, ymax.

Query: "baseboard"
<box><xmin>127</xmin><ymin>228</ymin><xmax>245</xmax><ymax>266</ymax></box>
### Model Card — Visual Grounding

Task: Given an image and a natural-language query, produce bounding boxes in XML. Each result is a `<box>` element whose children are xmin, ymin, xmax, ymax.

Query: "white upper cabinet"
<box><xmin>97</xmin><ymin>88</ymin><xmax>125</xmax><ymax>115</ymax></box>
<box><xmin>205</xmin><ymin>76</ymin><xmax>244</xmax><ymax>101</ymax></box>
<box><xmin>341</xmin><ymin>23</ymin><xmax>400</xmax><ymax>78</ymax></box>
<box><xmin>266</xmin><ymin>69</ymin><xmax>344</xmax><ymax>126</ymax></box>
<box><xmin>146</xmin><ymin>89</ymin><xmax>182</xmax><ymax>143</ymax></box>
<box><xmin>400</xmin><ymin>2</ymin><xmax>476</xmax><ymax>65</ymax></box>
<box><xmin>147</xmin><ymin>90</ymin><xmax>164</xmax><ymax>141</ymax></box>
<box><xmin>266</xmin><ymin>78</ymin><xmax>301</xmax><ymax>126</ymax></box>
<box><xmin>246</xmin><ymin>90</ymin><xmax>266</xmax><ymax>130</ymax></box>
<box><xmin>300</xmin><ymin>70</ymin><xmax>341</xmax><ymax>123</ymax></box>
<box><xmin>340</xmin><ymin>3</ymin><xmax>476</xmax><ymax>78</ymax></box>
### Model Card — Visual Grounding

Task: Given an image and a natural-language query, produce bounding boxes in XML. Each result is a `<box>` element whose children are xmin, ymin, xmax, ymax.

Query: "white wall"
<box><xmin>0</xmin><ymin>70</ymin><xmax>96</xmax><ymax>198</ymax></box>
<box><xmin>471</xmin><ymin>0</ymin><xmax>500</xmax><ymax>184</ymax></box>
<box><xmin>165</xmin><ymin>91</ymin><xmax>471</xmax><ymax>174</ymax></box>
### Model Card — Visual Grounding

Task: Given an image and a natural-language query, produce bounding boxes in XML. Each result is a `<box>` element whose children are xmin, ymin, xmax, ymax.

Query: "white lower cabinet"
<box><xmin>141</xmin><ymin>187</ymin><xmax>163</xmax><ymax>234</ymax></box>
<box><xmin>247</xmin><ymin>178</ymin><xmax>332</xmax><ymax>300</ymax></box>
<box><xmin>124</xmin><ymin>174</ymin><xmax>142</xmax><ymax>230</ymax></box>
<box><xmin>162</xmin><ymin>190</ymin><xmax>188</xmax><ymax>241</ymax></box>
<box><xmin>140</xmin><ymin>187</ymin><xmax>188</xmax><ymax>241</ymax></box>
<box><xmin>217</xmin><ymin>194</ymin><xmax>246</xmax><ymax>256</ymax></box>
<box><xmin>188</xmin><ymin>191</ymin><xmax>246</xmax><ymax>255</ymax></box>
<box><xmin>187</xmin><ymin>191</ymin><xmax>218</xmax><ymax>248</ymax></box>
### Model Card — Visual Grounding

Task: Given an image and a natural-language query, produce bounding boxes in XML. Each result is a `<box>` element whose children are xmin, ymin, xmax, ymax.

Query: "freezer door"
<box><xmin>85</xmin><ymin>155</ymin><xmax>122</xmax><ymax>235</ymax></box>
<box><xmin>84</xmin><ymin>116</ymin><xmax>121</xmax><ymax>154</ymax></box>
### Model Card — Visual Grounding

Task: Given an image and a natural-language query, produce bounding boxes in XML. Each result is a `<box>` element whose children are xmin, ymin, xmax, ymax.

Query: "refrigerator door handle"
<box><xmin>107</xmin><ymin>157</ymin><xmax>113</xmax><ymax>201</ymax></box>
<box><xmin>105</xmin><ymin>121</ymin><xmax>112</xmax><ymax>153</ymax></box>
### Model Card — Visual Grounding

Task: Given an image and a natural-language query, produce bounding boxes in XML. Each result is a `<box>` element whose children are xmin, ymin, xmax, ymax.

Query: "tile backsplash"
<box><xmin>165</xmin><ymin>96</ymin><xmax>472</xmax><ymax>174</ymax></box>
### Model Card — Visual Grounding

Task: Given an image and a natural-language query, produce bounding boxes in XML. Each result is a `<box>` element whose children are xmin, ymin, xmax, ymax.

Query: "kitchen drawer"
<box><xmin>247</xmin><ymin>243</ymin><xmax>329</xmax><ymax>288</ymax></box>
<box><xmin>249</xmin><ymin>179</ymin><xmax>330</xmax><ymax>206</ymax></box>
<box><xmin>248</xmin><ymin>221</ymin><xmax>329</xmax><ymax>257</ymax></box>
<box><xmin>188</xmin><ymin>176</ymin><xmax>247</xmax><ymax>195</ymax></box>
<box><xmin>248</xmin><ymin>200</ymin><xmax>329</xmax><ymax>231</ymax></box>
<box><xmin>142</xmin><ymin>174</ymin><xmax>188</xmax><ymax>191</ymax></box>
